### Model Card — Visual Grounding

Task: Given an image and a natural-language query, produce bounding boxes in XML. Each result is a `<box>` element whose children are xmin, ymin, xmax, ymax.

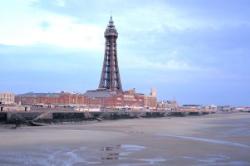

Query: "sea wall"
<box><xmin>0</xmin><ymin>111</ymin><xmax>215</xmax><ymax>124</ymax></box>
<box><xmin>0</xmin><ymin>112</ymin><xmax>7</xmax><ymax>122</ymax></box>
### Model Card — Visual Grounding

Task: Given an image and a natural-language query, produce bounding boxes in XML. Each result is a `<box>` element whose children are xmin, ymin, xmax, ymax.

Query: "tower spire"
<box><xmin>109</xmin><ymin>16</ymin><xmax>113</xmax><ymax>24</ymax></box>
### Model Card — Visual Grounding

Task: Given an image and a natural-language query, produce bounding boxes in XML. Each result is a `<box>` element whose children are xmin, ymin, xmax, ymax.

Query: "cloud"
<box><xmin>0</xmin><ymin>14</ymin><xmax>104</xmax><ymax>50</ymax></box>
<box><xmin>120</xmin><ymin>53</ymin><xmax>203</xmax><ymax>72</ymax></box>
<box><xmin>34</xmin><ymin>14</ymin><xmax>104</xmax><ymax>50</ymax></box>
<box><xmin>0</xmin><ymin>1</ymin><xmax>104</xmax><ymax>50</ymax></box>
<box><xmin>55</xmin><ymin>0</ymin><xmax>65</xmax><ymax>7</ymax></box>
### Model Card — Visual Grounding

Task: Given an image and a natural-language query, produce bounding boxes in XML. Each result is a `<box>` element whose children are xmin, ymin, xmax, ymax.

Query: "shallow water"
<box><xmin>182</xmin><ymin>155</ymin><xmax>250</xmax><ymax>166</ymax></box>
<box><xmin>0</xmin><ymin>144</ymin><xmax>156</xmax><ymax>166</ymax></box>
<box><xmin>157</xmin><ymin>134</ymin><xmax>250</xmax><ymax>148</ymax></box>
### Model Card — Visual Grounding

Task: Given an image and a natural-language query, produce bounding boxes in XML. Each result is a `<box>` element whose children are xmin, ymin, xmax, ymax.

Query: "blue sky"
<box><xmin>0</xmin><ymin>0</ymin><xmax>250</xmax><ymax>105</ymax></box>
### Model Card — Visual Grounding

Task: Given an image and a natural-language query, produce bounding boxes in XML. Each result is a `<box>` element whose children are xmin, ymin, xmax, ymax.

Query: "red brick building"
<box><xmin>15</xmin><ymin>92</ymin><xmax>86</xmax><ymax>105</ymax></box>
<box><xmin>15</xmin><ymin>89</ymin><xmax>157</xmax><ymax>110</ymax></box>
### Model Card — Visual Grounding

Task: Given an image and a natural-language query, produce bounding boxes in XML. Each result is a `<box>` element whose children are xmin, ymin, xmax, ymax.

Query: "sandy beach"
<box><xmin>0</xmin><ymin>112</ymin><xmax>250</xmax><ymax>166</ymax></box>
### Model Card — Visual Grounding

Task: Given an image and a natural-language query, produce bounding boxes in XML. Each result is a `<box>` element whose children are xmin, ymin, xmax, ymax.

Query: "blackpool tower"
<box><xmin>98</xmin><ymin>17</ymin><xmax>123</xmax><ymax>91</ymax></box>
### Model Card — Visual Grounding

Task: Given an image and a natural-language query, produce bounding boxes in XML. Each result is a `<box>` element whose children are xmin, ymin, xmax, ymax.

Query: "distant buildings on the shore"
<box><xmin>14</xmin><ymin>88</ymin><xmax>157</xmax><ymax>111</ymax></box>
<box><xmin>1</xmin><ymin>92</ymin><xmax>249</xmax><ymax>113</ymax></box>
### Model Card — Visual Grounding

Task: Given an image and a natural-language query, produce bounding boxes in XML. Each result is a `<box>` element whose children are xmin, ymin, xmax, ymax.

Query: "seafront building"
<box><xmin>0</xmin><ymin>92</ymin><xmax>15</xmax><ymax>105</ymax></box>
<box><xmin>157</xmin><ymin>100</ymin><xmax>179</xmax><ymax>112</ymax></box>
<box><xmin>0</xmin><ymin>92</ymin><xmax>29</xmax><ymax>112</ymax></box>
<box><xmin>15</xmin><ymin>89</ymin><xmax>157</xmax><ymax>111</ymax></box>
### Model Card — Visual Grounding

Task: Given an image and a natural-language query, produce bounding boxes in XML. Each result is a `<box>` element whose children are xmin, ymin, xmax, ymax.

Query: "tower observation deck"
<box><xmin>98</xmin><ymin>17</ymin><xmax>123</xmax><ymax>92</ymax></box>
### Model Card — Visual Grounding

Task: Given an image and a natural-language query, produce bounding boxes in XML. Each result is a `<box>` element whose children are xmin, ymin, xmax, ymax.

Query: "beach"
<box><xmin>0</xmin><ymin>112</ymin><xmax>250</xmax><ymax>166</ymax></box>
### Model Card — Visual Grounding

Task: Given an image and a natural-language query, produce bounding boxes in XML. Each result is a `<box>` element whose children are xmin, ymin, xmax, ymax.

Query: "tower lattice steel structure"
<box><xmin>98</xmin><ymin>17</ymin><xmax>123</xmax><ymax>91</ymax></box>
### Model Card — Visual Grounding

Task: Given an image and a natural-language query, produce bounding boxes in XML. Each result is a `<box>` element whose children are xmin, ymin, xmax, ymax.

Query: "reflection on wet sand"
<box><xmin>102</xmin><ymin>145</ymin><xmax>121</xmax><ymax>160</ymax></box>
<box><xmin>101</xmin><ymin>144</ymin><xmax>146</xmax><ymax>161</ymax></box>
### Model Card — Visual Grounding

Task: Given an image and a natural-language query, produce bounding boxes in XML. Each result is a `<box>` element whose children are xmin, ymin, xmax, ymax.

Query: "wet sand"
<box><xmin>0</xmin><ymin>112</ymin><xmax>250</xmax><ymax>166</ymax></box>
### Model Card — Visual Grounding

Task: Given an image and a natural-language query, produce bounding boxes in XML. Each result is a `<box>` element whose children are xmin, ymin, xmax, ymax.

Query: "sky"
<box><xmin>0</xmin><ymin>0</ymin><xmax>250</xmax><ymax>106</ymax></box>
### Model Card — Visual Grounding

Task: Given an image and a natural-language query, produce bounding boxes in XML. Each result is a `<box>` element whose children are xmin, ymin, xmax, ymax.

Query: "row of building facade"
<box><xmin>14</xmin><ymin>88</ymin><xmax>157</xmax><ymax>110</ymax></box>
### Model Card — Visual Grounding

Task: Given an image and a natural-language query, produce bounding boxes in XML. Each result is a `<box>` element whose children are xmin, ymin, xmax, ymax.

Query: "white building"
<box><xmin>0</xmin><ymin>92</ymin><xmax>15</xmax><ymax>105</ymax></box>
<box><xmin>157</xmin><ymin>100</ymin><xmax>179</xmax><ymax>111</ymax></box>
